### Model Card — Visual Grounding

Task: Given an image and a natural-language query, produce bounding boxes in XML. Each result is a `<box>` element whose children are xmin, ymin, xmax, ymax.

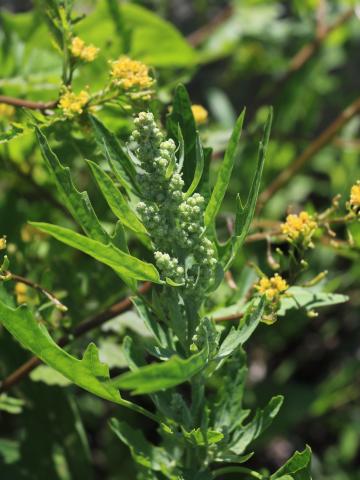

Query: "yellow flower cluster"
<box><xmin>349</xmin><ymin>182</ymin><xmax>360</xmax><ymax>212</ymax></box>
<box><xmin>0</xmin><ymin>103</ymin><xmax>15</xmax><ymax>118</ymax></box>
<box><xmin>15</xmin><ymin>282</ymin><xmax>28</xmax><ymax>304</ymax></box>
<box><xmin>256</xmin><ymin>273</ymin><xmax>288</xmax><ymax>301</ymax></box>
<box><xmin>110</xmin><ymin>56</ymin><xmax>154</xmax><ymax>90</ymax></box>
<box><xmin>0</xmin><ymin>237</ymin><xmax>6</xmax><ymax>250</ymax></box>
<box><xmin>191</xmin><ymin>104</ymin><xmax>208</xmax><ymax>125</ymax></box>
<box><xmin>71</xmin><ymin>36</ymin><xmax>99</xmax><ymax>62</ymax></box>
<box><xmin>281</xmin><ymin>211</ymin><xmax>317</xmax><ymax>245</ymax></box>
<box><xmin>59</xmin><ymin>89</ymin><xmax>89</xmax><ymax>117</ymax></box>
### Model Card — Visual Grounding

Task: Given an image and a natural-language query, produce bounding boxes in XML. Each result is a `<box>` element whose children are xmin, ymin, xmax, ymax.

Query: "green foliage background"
<box><xmin>0</xmin><ymin>0</ymin><xmax>359</xmax><ymax>479</ymax></box>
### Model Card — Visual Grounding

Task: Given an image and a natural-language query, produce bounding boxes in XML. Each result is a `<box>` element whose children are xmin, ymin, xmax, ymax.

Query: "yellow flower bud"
<box><xmin>71</xmin><ymin>36</ymin><xmax>99</xmax><ymax>62</ymax></box>
<box><xmin>110</xmin><ymin>56</ymin><xmax>154</xmax><ymax>90</ymax></box>
<box><xmin>191</xmin><ymin>104</ymin><xmax>208</xmax><ymax>125</ymax></box>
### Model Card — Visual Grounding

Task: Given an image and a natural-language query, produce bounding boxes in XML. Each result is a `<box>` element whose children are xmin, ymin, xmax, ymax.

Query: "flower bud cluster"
<box><xmin>130</xmin><ymin>112</ymin><xmax>217</xmax><ymax>289</ymax></box>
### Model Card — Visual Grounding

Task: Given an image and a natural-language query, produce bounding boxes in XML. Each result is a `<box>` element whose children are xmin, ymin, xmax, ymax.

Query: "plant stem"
<box><xmin>211</xmin><ymin>466</ymin><xmax>263</xmax><ymax>479</ymax></box>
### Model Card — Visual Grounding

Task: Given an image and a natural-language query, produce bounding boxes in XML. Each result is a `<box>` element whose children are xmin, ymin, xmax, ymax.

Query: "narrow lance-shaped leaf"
<box><xmin>204</xmin><ymin>108</ymin><xmax>246</xmax><ymax>227</ymax></box>
<box><xmin>222</xmin><ymin>107</ymin><xmax>273</xmax><ymax>269</ymax></box>
<box><xmin>111</xmin><ymin>348</ymin><xmax>208</xmax><ymax>395</ymax></box>
<box><xmin>0</xmin><ymin>302</ymin><xmax>158</xmax><ymax>422</ymax></box>
<box><xmin>35</xmin><ymin>126</ymin><xmax>109</xmax><ymax>244</ymax></box>
<box><xmin>167</xmin><ymin>84</ymin><xmax>198</xmax><ymax>189</ymax></box>
<box><xmin>185</xmin><ymin>132</ymin><xmax>204</xmax><ymax>198</ymax></box>
<box><xmin>89</xmin><ymin>114</ymin><xmax>137</xmax><ymax>194</ymax></box>
<box><xmin>30</xmin><ymin>222</ymin><xmax>161</xmax><ymax>284</ymax></box>
<box><xmin>86</xmin><ymin>159</ymin><xmax>147</xmax><ymax>235</ymax></box>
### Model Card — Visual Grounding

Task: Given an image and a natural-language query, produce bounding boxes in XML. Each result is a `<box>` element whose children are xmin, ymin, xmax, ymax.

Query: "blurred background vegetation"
<box><xmin>0</xmin><ymin>0</ymin><xmax>359</xmax><ymax>479</ymax></box>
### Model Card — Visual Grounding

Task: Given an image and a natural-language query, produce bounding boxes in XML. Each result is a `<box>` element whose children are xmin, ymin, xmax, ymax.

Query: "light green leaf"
<box><xmin>204</xmin><ymin>109</ymin><xmax>245</xmax><ymax>227</ymax></box>
<box><xmin>86</xmin><ymin>159</ymin><xmax>147</xmax><ymax>235</ymax></box>
<box><xmin>230</xmin><ymin>396</ymin><xmax>283</xmax><ymax>455</ymax></box>
<box><xmin>35</xmin><ymin>126</ymin><xmax>109</xmax><ymax>243</ymax></box>
<box><xmin>223</xmin><ymin>108</ymin><xmax>273</xmax><ymax>268</ymax></box>
<box><xmin>271</xmin><ymin>446</ymin><xmax>312</xmax><ymax>480</ymax></box>
<box><xmin>89</xmin><ymin>114</ymin><xmax>137</xmax><ymax>194</ymax></box>
<box><xmin>112</xmin><ymin>349</ymin><xmax>208</xmax><ymax>395</ymax></box>
<box><xmin>30</xmin><ymin>365</ymin><xmax>72</xmax><ymax>386</ymax></box>
<box><xmin>278</xmin><ymin>287</ymin><xmax>348</xmax><ymax>316</ymax></box>
<box><xmin>0</xmin><ymin>394</ymin><xmax>24</xmax><ymax>414</ymax></box>
<box><xmin>182</xmin><ymin>428</ymin><xmax>224</xmax><ymax>446</ymax></box>
<box><xmin>30</xmin><ymin>222</ymin><xmax>161</xmax><ymax>284</ymax></box>
<box><xmin>0</xmin><ymin>123</ymin><xmax>24</xmax><ymax>143</ymax></box>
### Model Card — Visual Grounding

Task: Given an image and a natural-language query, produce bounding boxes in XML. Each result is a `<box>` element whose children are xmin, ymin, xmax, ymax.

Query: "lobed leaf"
<box><xmin>35</xmin><ymin>126</ymin><xmax>109</xmax><ymax>243</ymax></box>
<box><xmin>271</xmin><ymin>446</ymin><xmax>312</xmax><ymax>480</ymax></box>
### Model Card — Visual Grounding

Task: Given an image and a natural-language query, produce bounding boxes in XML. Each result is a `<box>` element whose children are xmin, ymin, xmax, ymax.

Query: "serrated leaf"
<box><xmin>30</xmin><ymin>222</ymin><xmax>161</xmax><ymax>284</ymax></box>
<box><xmin>204</xmin><ymin>109</ymin><xmax>245</xmax><ymax>227</ymax></box>
<box><xmin>89</xmin><ymin>114</ymin><xmax>137</xmax><ymax>194</ymax></box>
<box><xmin>223</xmin><ymin>108</ymin><xmax>272</xmax><ymax>268</ymax></box>
<box><xmin>271</xmin><ymin>446</ymin><xmax>312</xmax><ymax>480</ymax></box>
<box><xmin>182</xmin><ymin>427</ymin><xmax>224</xmax><ymax>446</ymax></box>
<box><xmin>35</xmin><ymin>126</ymin><xmax>109</xmax><ymax>243</ymax></box>
<box><xmin>110</xmin><ymin>419</ymin><xmax>171</xmax><ymax>471</ymax></box>
<box><xmin>111</xmin><ymin>348</ymin><xmax>208</xmax><ymax>395</ymax></box>
<box><xmin>86</xmin><ymin>159</ymin><xmax>147</xmax><ymax>235</ymax></box>
<box><xmin>230</xmin><ymin>395</ymin><xmax>284</xmax><ymax>455</ymax></box>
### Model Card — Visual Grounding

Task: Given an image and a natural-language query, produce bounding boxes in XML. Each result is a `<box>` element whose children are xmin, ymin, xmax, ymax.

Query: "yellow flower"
<box><xmin>59</xmin><ymin>89</ymin><xmax>90</xmax><ymax>117</ymax></box>
<box><xmin>0</xmin><ymin>237</ymin><xmax>6</xmax><ymax>250</ymax></box>
<box><xmin>349</xmin><ymin>182</ymin><xmax>360</xmax><ymax>212</ymax></box>
<box><xmin>0</xmin><ymin>103</ymin><xmax>15</xmax><ymax>118</ymax></box>
<box><xmin>71</xmin><ymin>36</ymin><xmax>99</xmax><ymax>62</ymax></box>
<box><xmin>15</xmin><ymin>282</ymin><xmax>28</xmax><ymax>304</ymax></box>
<box><xmin>256</xmin><ymin>273</ymin><xmax>288</xmax><ymax>301</ymax></box>
<box><xmin>281</xmin><ymin>211</ymin><xmax>317</xmax><ymax>245</ymax></box>
<box><xmin>110</xmin><ymin>56</ymin><xmax>154</xmax><ymax>90</ymax></box>
<box><xmin>191</xmin><ymin>104</ymin><xmax>208</xmax><ymax>125</ymax></box>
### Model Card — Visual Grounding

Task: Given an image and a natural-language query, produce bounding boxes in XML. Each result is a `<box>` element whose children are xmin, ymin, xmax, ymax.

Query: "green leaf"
<box><xmin>35</xmin><ymin>126</ymin><xmax>109</xmax><ymax>243</ymax></box>
<box><xmin>111</xmin><ymin>349</ymin><xmax>208</xmax><ymax>395</ymax></box>
<box><xmin>30</xmin><ymin>222</ymin><xmax>161</xmax><ymax>284</ymax></box>
<box><xmin>110</xmin><ymin>419</ymin><xmax>171</xmax><ymax>471</ymax></box>
<box><xmin>185</xmin><ymin>133</ymin><xmax>205</xmax><ymax>198</ymax></box>
<box><xmin>167</xmin><ymin>84</ymin><xmax>198</xmax><ymax>189</ymax></box>
<box><xmin>182</xmin><ymin>428</ymin><xmax>224</xmax><ymax>446</ymax></box>
<box><xmin>0</xmin><ymin>124</ymin><xmax>24</xmax><ymax>143</ymax></box>
<box><xmin>86</xmin><ymin>159</ymin><xmax>147</xmax><ymax>235</ymax></box>
<box><xmin>131</xmin><ymin>296</ymin><xmax>167</xmax><ymax>347</ymax></box>
<box><xmin>271</xmin><ymin>446</ymin><xmax>312</xmax><ymax>480</ymax></box>
<box><xmin>0</xmin><ymin>302</ymin><xmax>158</xmax><ymax>422</ymax></box>
<box><xmin>89</xmin><ymin>114</ymin><xmax>137</xmax><ymax>195</ymax></box>
<box><xmin>0</xmin><ymin>302</ymin><xmax>120</xmax><ymax>403</ymax></box>
<box><xmin>230</xmin><ymin>395</ymin><xmax>284</xmax><ymax>455</ymax></box>
<box><xmin>222</xmin><ymin>108</ymin><xmax>273</xmax><ymax>268</ymax></box>
<box><xmin>204</xmin><ymin>109</ymin><xmax>246</xmax><ymax>227</ymax></box>
<box><xmin>216</xmin><ymin>298</ymin><xmax>265</xmax><ymax>359</ymax></box>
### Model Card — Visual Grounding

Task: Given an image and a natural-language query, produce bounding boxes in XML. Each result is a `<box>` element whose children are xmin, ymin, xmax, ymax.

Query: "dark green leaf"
<box><xmin>271</xmin><ymin>446</ymin><xmax>312</xmax><ymax>480</ymax></box>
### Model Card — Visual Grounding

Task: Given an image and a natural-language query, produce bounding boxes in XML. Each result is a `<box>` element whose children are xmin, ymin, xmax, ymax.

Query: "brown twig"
<box><xmin>8</xmin><ymin>273</ymin><xmax>68</xmax><ymax>312</ymax></box>
<box><xmin>187</xmin><ymin>5</ymin><xmax>233</xmax><ymax>47</ymax></box>
<box><xmin>257</xmin><ymin>96</ymin><xmax>360</xmax><ymax>212</ymax></box>
<box><xmin>261</xmin><ymin>8</ymin><xmax>354</xmax><ymax>103</ymax></box>
<box><xmin>0</xmin><ymin>95</ymin><xmax>57</xmax><ymax>111</ymax></box>
<box><xmin>0</xmin><ymin>282</ymin><xmax>152</xmax><ymax>393</ymax></box>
